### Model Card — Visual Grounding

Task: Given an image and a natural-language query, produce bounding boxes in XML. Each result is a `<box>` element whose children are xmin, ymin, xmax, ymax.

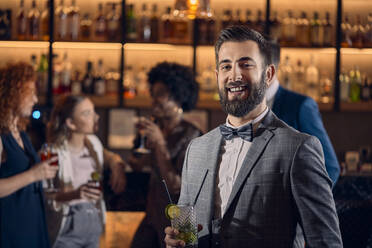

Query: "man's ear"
<box><xmin>65</xmin><ymin>118</ymin><xmax>76</xmax><ymax>131</ymax></box>
<box><xmin>215</xmin><ymin>68</ymin><xmax>218</xmax><ymax>81</ymax></box>
<box><xmin>265</xmin><ymin>64</ymin><xmax>276</xmax><ymax>87</ymax></box>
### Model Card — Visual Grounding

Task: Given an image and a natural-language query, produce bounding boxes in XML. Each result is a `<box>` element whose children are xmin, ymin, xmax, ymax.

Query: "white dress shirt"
<box><xmin>214</xmin><ymin>107</ymin><xmax>269</xmax><ymax>218</ymax></box>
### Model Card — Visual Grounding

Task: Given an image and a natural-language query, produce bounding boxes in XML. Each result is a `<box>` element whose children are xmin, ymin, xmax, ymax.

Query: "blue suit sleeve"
<box><xmin>298</xmin><ymin>98</ymin><xmax>340</xmax><ymax>185</ymax></box>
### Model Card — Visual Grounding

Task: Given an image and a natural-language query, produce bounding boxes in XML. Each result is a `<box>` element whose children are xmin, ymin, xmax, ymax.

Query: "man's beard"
<box><xmin>219</xmin><ymin>70</ymin><xmax>267</xmax><ymax>117</ymax></box>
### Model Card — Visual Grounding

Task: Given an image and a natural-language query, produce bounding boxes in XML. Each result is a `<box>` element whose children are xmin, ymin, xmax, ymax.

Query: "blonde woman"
<box><xmin>46</xmin><ymin>94</ymin><xmax>126</xmax><ymax>248</ymax></box>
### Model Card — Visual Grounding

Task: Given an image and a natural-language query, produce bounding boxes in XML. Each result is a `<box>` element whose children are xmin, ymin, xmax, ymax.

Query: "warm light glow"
<box><xmin>124</xmin><ymin>43</ymin><xmax>189</xmax><ymax>51</ymax></box>
<box><xmin>341</xmin><ymin>48</ymin><xmax>372</xmax><ymax>55</ymax></box>
<box><xmin>0</xmin><ymin>41</ymin><xmax>49</xmax><ymax>48</ymax></box>
<box><xmin>187</xmin><ymin>0</ymin><xmax>199</xmax><ymax>19</ymax></box>
<box><xmin>53</xmin><ymin>42</ymin><xmax>122</xmax><ymax>50</ymax></box>
<box><xmin>282</xmin><ymin>48</ymin><xmax>337</xmax><ymax>54</ymax></box>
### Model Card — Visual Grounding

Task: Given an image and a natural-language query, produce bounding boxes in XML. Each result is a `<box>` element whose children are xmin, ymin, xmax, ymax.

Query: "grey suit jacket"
<box><xmin>178</xmin><ymin>110</ymin><xmax>342</xmax><ymax>248</ymax></box>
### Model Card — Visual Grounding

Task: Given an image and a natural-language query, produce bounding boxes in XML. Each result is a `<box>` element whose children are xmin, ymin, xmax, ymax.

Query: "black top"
<box><xmin>0</xmin><ymin>132</ymin><xmax>50</xmax><ymax>248</ymax></box>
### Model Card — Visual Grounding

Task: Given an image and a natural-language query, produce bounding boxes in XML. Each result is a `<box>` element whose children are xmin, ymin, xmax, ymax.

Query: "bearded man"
<box><xmin>164</xmin><ymin>26</ymin><xmax>343</xmax><ymax>248</ymax></box>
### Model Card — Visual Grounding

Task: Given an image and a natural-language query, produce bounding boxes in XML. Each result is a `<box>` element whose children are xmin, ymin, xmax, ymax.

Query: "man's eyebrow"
<box><xmin>237</xmin><ymin>57</ymin><xmax>255</xmax><ymax>63</ymax></box>
<box><xmin>218</xmin><ymin>59</ymin><xmax>231</xmax><ymax>66</ymax></box>
<box><xmin>218</xmin><ymin>57</ymin><xmax>255</xmax><ymax>66</ymax></box>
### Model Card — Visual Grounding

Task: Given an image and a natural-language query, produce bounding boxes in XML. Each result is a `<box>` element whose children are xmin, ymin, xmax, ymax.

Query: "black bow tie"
<box><xmin>219</xmin><ymin>123</ymin><xmax>253</xmax><ymax>142</ymax></box>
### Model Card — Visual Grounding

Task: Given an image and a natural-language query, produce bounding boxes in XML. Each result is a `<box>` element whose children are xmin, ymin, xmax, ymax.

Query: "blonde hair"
<box><xmin>47</xmin><ymin>94</ymin><xmax>87</xmax><ymax>147</ymax></box>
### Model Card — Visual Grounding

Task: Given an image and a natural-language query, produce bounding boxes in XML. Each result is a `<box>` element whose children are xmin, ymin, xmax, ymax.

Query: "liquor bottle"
<box><xmin>296</xmin><ymin>12</ymin><xmax>310</xmax><ymax>47</ymax></box>
<box><xmin>94</xmin><ymin>3</ymin><xmax>106</xmax><ymax>42</ymax></box>
<box><xmin>234</xmin><ymin>9</ymin><xmax>244</xmax><ymax>26</ymax></box>
<box><xmin>17</xmin><ymin>0</ymin><xmax>27</xmax><ymax>40</ymax></box>
<box><xmin>293</xmin><ymin>59</ymin><xmax>306</xmax><ymax>94</ymax></box>
<box><xmin>136</xmin><ymin>66</ymin><xmax>149</xmax><ymax>96</ymax></box>
<box><xmin>28</xmin><ymin>0</ymin><xmax>40</xmax><ymax>40</ymax></box>
<box><xmin>195</xmin><ymin>9</ymin><xmax>208</xmax><ymax>45</ymax></box>
<box><xmin>30</xmin><ymin>54</ymin><xmax>38</xmax><ymax>71</ymax></box>
<box><xmin>282</xmin><ymin>10</ymin><xmax>296</xmax><ymax>46</ymax></box>
<box><xmin>351</xmin><ymin>15</ymin><xmax>365</xmax><ymax>49</ymax></box>
<box><xmin>269</xmin><ymin>11</ymin><xmax>281</xmax><ymax>42</ymax></box>
<box><xmin>105</xmin><ymin>69</ymin><xmax>119</xmax><ymax>96</ymax></box>
<box><xmin>52</xmin><ymin>54</ymin><xmax>62</xmax><ymax>95</ymax></box>
<box><xmin>55</xmin><ymin>0</ymin><xmax>68</xmax><ymax>40</ymax></box>
<box><xmin>68</xmin><ymin>0</ymin><xmax>80</xmax><ymax>41</ymax></box>
<box><xmin>94</xmin><ymin>59</ymin><xmax>106</xmax><ymax>96</ymax></box>
<box><xmin>82</xmin><ymin>61</ymin><xmax>94</xmax><ymax>94</ymax></box>
<box><xmin>221</xmin><ymin>10</ymin><xmax>233</xmax><ymax>30</ymax></box>
<box><xmin>306</xmin><ymin>55</ymin><xmax>319</xmax><ymax>101</ymax></box>
<box><xmin>161</xmin><ymin>7</ymin><xmax>173</xmax><ymax>43</ymax></box>
<box><xmin>255</xmin><ymin>10</ymin><xmax>265</xmax><ymax>34</ymax></box>
<box><xmin>206</xmin><ymin>6</ymin><xmax>216</xmax><ymax>45</ymax></box>
<box><xmin>41</xmin><ymin>0</ymin><xmax>49</xmax><ymax>41</ymax></box>
<box><xmin>349</xmin><ymin>67</ymin><xmax>362</xmax><ymax>102</ymax></box>
<box><xmin>172</xmin><ymin>2</ymin><xmax>190</xmax><ymax>44</ymax></box>
<box><xmin>123</xmin><ymin>65</ymin><xmax>136</xmax><ymax>98</ymax></box>
<box><xmin>150</xmin><ymin>4</ymin><xmax>159</xmax><ymax>43</ymax></box>
<box><xmin>341</xmin><ymin>14</ymin><xmax>352</xmax><ymax>48</ymax></box>
<box><xmin>339</xmin><ymin>68</ymin><xmax>350</xmax><ymax>102</ymax></box>
<box><xmin>60</xmin><ymin>52</ymin><xmax>72</xmax><ymax>93</ymax></box>
<box><xmin>310</xmin><ymin>12</ymin><xmax>322</xmax><ymax>47</ymax></box>
<box><xmin>323</xmin><ymin>12</ymin><xmax>333</xmax><ymax>47</ymax></box>
<box><xmin>200</xmin><ymin>64</ymin><xmax>216</xmax><ymax>96</ymax></box>
<box><xmin>71</xmin><ymin>71</ymin><xmax>81</xmax><ymax>95</ymax></box>
<box><xmin>361</xmin><ymin>76</ymin><xmax>370</xmax><ymax>101</ymax></box>
<box><xmin>0</xmin><ymin>9</ymin><xmax>11</xmax><ymax>40</ymax></box>
<box><xmin>245</xmin><ymin>10</ymin><xmax>254</xmax><ymax>29</ymax></box>
<box><xmin>106</xmin><ymin>3</ymin><xmax>120</xmax><ymax>42</ymax></box>
<box><xmin>365</xmin><ymin>13</ymin><xmax>372</xmax><ymax>47</ymax></box>
<box><xmin>319</xmin><ymin>73</ymin><xmax>333</xmax><ymax>103</ymax></box>
<box><xmin>80</xmin><ymin>13</ymin><xmax>92</xmax><ymax>41</ymax></box>
<box><xmin>138</xmin><ymin>3</ymin><xmax>151</xmax><ymax>42</ymax></box>
<box><xmin>126</xmin><ymin>4</ymin><xmax>137</xmax><ymax>42</ymax></box>
<box><xmin>280</xmin><ymin>56</ymin><xmax>292</xmax><ymax>90</ymax></box>
<box><xmin>37</xmin><ymin>53</ymin><xmax>48</xmax><ymax>96</ymax></box>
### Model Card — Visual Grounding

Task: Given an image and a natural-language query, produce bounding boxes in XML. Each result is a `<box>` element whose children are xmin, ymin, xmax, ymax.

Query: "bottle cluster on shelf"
<box><xmin>278</xmin><ymin>55</ymin><xmax>333</xmax><ymax>103</ymax></box>
<box><xmin>269</xmin><ymin>10</ymin><xmax>334</xmax><ymax>47</ymax></box>
<box><xmin>30</xmin><ymin>52</ymin><xmax>120</xmax><ymax>97</ymax></box>
<box><xmin>4</xmin><ymin>0</ymin><xmax>371</xmax><ymax>49</ymax></box>
<box><xmin>340</xmin><ymin>67</ymin><xmax>372</xmax><ymax>103</ymax></box>
<box><xmin>341</xmin><ymin>13</ymin><xmax>372</xmax><ymax>48</ymax></box>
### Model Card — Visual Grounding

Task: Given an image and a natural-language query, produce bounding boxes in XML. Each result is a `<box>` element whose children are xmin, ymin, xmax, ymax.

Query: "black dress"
<box><xmin>0</xmin><ymin>132</ymin><xmax>50</xmax><ymax>248</ymax></box>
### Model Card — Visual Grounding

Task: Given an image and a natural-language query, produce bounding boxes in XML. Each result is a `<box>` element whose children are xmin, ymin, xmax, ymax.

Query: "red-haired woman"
<box><xmin>0</xmin><ymin>62</ymin><xmax>58</xmax><ymax>247</ymax></box>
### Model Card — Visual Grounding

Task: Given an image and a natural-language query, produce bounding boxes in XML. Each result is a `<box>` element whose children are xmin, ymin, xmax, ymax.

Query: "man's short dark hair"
<box><xmin>214</xmin><ymin>26</ymin><xmax>271</xmax><ymax>69</ymax></box>
<box><xmin>268</xmin><ymin>40</ymin><xmax>281</xmax><ymax>68</ymax></box>
<box><xmin>147</xmin><ymin>62</ymin><xmax>199</xmax><ymax>112</ymax></box>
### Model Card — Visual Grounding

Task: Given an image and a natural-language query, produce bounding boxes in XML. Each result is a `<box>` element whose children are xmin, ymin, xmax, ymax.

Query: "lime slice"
<box><xmin>165</xmin><ymin>204</ymin><xmax>180</xmax><ymax>220</ymax></box>
<box><xmin>177</xmin><ymin>232</ymin><xmax>197</xmax><ymax>244</ymax></box>
<box><xmin>91</xmin><ymin>171</ymin><xmax>101</xmax><ymax>181</ymax></box>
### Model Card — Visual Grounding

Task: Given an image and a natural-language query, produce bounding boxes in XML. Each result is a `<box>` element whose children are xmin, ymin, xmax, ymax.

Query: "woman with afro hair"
<box><xmin>129</xmin><ymin>62</ymin><xmax>203</xmax><ymax>248</ymax></box>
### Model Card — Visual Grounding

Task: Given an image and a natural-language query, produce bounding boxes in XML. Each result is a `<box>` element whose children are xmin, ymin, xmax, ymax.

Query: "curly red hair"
<box><xmin>0</xmin><ymin>62</ymin><xmax>36</xmax><ymax>134</ymax></box>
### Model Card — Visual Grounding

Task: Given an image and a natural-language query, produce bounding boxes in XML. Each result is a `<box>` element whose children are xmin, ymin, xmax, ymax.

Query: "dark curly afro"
<box><xmin>147</xmin><ymin>62</ymin><xmax>199</xmax><ymax>112</ymax></box>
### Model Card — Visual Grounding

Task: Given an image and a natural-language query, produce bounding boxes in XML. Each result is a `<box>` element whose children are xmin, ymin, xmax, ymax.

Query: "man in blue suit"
<box><xmin>266</xmin><ymin>41</ymin><xmax>340</xmax><ymax>185</ymax></box>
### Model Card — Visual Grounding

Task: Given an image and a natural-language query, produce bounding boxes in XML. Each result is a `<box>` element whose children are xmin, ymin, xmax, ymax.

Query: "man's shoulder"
<box><xmin>271</xmin><ymin>114</ymin><xmax>316</xmax><ymax>144</ymax></box>
<box><xmin>278</xmin><ymin>87</ymin><xmax>316</xmax><ymax>106</ymax></box>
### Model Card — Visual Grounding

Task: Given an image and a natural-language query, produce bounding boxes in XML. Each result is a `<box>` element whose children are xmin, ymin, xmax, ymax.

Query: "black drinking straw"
<box><xmin>162</xmin><ymin>179</ymin><xmax>173</xmax><ymax>204</ymax></box>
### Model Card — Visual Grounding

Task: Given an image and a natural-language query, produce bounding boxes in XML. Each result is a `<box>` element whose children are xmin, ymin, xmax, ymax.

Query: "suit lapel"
<box><xmin>223</xmin><ymin>111</ymin><xmax>276</xmax><ymax>217</ymax></box>
<box><xmin>190</xmin><ymin>129</ymin><xmax>222</xmax><ymax>221</ymax></box>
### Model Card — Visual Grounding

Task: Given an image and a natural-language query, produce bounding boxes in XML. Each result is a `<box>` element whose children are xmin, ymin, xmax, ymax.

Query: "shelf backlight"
<box><xmin>0</xmin><ymin>41</ymin><xmax>49</xmax><ymax>48</ymax></box>
<box><xmin>53</xmin><ymin>42</ymin><xmax>122</xmax><ymax>50</ymax></box>
<box><xmin>341</xmin><ymin>48</ymin><xmax>372</xmax><ymax>55</ymax></box>
<box><xmin>124</xmin><ymin>43</ymin><xmax>186</xmax><ymax>51</ymax></box>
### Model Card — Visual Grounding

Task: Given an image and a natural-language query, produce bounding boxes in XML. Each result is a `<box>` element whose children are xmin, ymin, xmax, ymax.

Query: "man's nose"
<box><xmin>229</xmin><ymin>65</ymin><xmax>243</xmax><ymax>82</ymax></box>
